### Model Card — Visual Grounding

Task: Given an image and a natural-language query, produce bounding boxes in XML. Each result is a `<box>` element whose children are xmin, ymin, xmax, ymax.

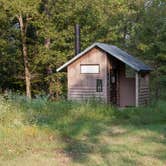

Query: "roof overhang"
<box><xmin>56</xmin><ymin>43</ymin><xmax>97</xmax><ymax>72</ymax></box>
<box><xmin>56</xmin><ymin>42</ymin><xmax>152</xmax><ymax>72</ymax></box>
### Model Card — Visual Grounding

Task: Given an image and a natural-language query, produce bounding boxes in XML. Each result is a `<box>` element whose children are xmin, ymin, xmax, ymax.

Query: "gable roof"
<box><xmin>56</xmin><ymin>42</ymin><xmax>152</xmax><ymax>72</ymax></box>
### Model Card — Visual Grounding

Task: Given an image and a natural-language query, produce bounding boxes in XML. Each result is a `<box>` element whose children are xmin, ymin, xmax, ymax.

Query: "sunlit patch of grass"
<box><xmin>0</xmin><ymin>125</ymin><xmax>63</xmax><ymax>160</ymax></box>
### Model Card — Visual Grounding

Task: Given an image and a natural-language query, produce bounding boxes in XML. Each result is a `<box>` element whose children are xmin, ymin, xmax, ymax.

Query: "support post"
<box><xmin>135</xmin><ymin>72</ymin><xmax>139</xmax><ymax>107</ymax></box>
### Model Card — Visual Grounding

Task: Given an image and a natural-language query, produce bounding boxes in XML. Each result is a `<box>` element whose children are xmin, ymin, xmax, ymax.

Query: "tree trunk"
<box><xmin>155</xmin><ymin>75</ymin><xmax>160</xmax><ymax>100</ymax></box>
<box><xmin>45</xmin><ymin>37</ymin><xmax>54</xmax><ymax>100</ymax></box>
<box><xmin>55</xmin><ymin>75</ymin><xmax>60</xmax><ymax>100</ymax></box>
<box><xmin>47</xmin><ymin>65</ymin><xmax>54</xmax><ymax>100</ymax></box>
<box><xmin>43</xmin><ymin>1</ymin><xmax>55</xmax><ymax>100</ymax></box>
<box><xmin>18</xmin><ymin>15</ymin><xmax>31</xmax><ymax>99</ymax></box>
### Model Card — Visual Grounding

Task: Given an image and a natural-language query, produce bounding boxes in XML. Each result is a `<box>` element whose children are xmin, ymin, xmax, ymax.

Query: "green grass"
<box><xmin>0</xmin><ymin>96</ymin><xmax>166</xmax><ymax>166</ymax></box>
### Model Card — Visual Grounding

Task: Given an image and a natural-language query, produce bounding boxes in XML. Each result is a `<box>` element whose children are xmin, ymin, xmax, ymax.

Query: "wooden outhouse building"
<box><xmin>57</xmin><ymin>42</ymin><xmax>152</xmax><ymax>107</ymax></box>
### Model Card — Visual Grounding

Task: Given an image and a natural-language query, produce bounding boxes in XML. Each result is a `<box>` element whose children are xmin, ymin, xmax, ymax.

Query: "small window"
<box><xmin>96</xmin><ymin>79</ymin><xmax>103</xmax><ymax>92</ymax></box>
<box><xmin>80</xmin><ymin>64</ymin><xmax>99</xmax><ymax>74</ymax></box>
<box><xmin>125</xmin><ymin>65</ymin><xmax>135</xmax><ymax>78</ymax></box>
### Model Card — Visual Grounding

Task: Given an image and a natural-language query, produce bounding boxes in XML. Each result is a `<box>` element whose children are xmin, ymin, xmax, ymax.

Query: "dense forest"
<box><xmin>0</xmin><ymin>0</ymin><xmax>165</xmax><ymax>100</ymax></box>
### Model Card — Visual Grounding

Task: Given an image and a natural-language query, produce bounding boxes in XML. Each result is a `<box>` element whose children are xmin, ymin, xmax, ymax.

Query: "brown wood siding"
<box><xmin>116</xmin><ymin>69</ymin><xmax>120</xmax><ymax>106</ymax></box>
<box><xmin>119</xmin><ymin>63</ymin><xmax>136</xmax><ymax>107</ymax></box>
<box><xmin>106</xmin><ymin>55</ymin><xmax>111</xmax><ymax>103</ymax></box>
<box><xmin>106</xmin><ymin>57</ymin><xmax>135</xmax><ymax>107</ymax></box>
<box><xmin>67</xmin><ymin>47</ymin><xmax>108</xmax><ymax>102</ymax></box>
<box><xmin>106</xmin><ymin>56</ymin><xmax>119</xmax><ymax>105</ymax></box>
<box><xmin>138</xmin><ymin>73</ymin><xmax>149</xmax><ymax>105</ymax></box>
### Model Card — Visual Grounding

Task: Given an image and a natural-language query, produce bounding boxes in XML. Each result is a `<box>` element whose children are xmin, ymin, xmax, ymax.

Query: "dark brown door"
<box><xmin>110</xmin><ymin>69</ymin><xmax>117</xmax><ymax>105</ymax></box>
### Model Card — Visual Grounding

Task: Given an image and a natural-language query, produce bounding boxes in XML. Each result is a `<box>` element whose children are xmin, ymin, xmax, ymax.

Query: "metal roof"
<box><xmin>56</xmin><ymin>42</ymin><xmax>152</xmax><ymax>72</ymax></box>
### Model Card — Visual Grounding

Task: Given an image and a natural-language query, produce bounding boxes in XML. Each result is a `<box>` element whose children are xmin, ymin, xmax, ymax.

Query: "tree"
<box><xmin>0</xmin><ymin>0</ymin><xmax>165</xmax><ymax>100</ymax></box>
<box><xmin>129</xmin><ymin>0</ymin><xmax>166</xmax><ymax>99</ymax></box>
<box><xmin>1</xmin><ymin>0</ymin><xmax>41</xmax><ymax>98</ymax></box>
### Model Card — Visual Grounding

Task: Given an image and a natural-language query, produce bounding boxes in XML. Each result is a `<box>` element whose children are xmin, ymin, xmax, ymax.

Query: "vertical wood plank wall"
<box><xmin>135</xmin><ymin>72</ymin><xmax>139</xmax><ymax>107</ymax></box>
<box><xmin>138</xmin><ymin>73</ymin><xmax>149</xmax><ymax>105</ymax></box>
<box><xmin>106</xmin><ymin>55</ymin><xmax>111</xmax><ymax>104</ymax></box>
<box><xmin>119</xmin><ymin>63</ymin><xmax>136</xmax><ymax>107</ymax></box>
<box><xmin>67</xmin><ymin>47</ymin><xmax>108</xmax><ymax>102</ymax></box>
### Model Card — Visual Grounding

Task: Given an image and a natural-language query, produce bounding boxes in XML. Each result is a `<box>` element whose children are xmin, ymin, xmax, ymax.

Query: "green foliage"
<box><xmin>131</xmin><ymin>0</ymin><xmax>166</xmax><ymax>98</ymax></box>
<box><xmin>0</xmin><ymin>0</ymin><xmax>165</xmax><ymax>98</ymax></box>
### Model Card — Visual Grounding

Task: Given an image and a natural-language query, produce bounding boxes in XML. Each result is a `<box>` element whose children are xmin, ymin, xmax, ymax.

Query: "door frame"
<box><xmin>110</xmin><ymin>69</ymin><xmax>117</xmax><ymax>105</ymax></box>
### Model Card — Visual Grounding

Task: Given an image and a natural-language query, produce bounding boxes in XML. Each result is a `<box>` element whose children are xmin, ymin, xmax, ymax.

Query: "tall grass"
<box><xmin>0</xmin><ymin>95</ymin><xmax>166</xmax><ymax>161</ymax></box>
<box><xmin>1</xmin><ymin>95</ymin><xmax>166</xmax><ymax>132</ymax></box>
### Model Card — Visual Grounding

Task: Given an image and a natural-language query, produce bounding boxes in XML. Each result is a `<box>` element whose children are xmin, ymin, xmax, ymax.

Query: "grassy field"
<box><xmin>0</xmin><ymin>96</ymin><xmax>166</xmax><ymax>166</ymax></box>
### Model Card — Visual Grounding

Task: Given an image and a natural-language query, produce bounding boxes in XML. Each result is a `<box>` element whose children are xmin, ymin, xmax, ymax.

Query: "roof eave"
<box><xmin>139</xmin><ymin>68</ymin><xmax>153</xmax><ymax>72</ymax></box>
<box><xmin>56</xmin><ymin>65</ymin><xmax>67</xmax><ymax>72</ymax></box>
<box><xmin>56</xmin><ymin>43</ymin><xmax>98</xmax><ymax>72</ymax></box>
<box><xmin>96</xmin><ymin>44</ymin><xmax>152</xmax><ymax>72</ymax></box>
<box><xmin>56</xmin><ymin>42</ymin><xmax>152</xmax><ymax>73</ymax></box>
